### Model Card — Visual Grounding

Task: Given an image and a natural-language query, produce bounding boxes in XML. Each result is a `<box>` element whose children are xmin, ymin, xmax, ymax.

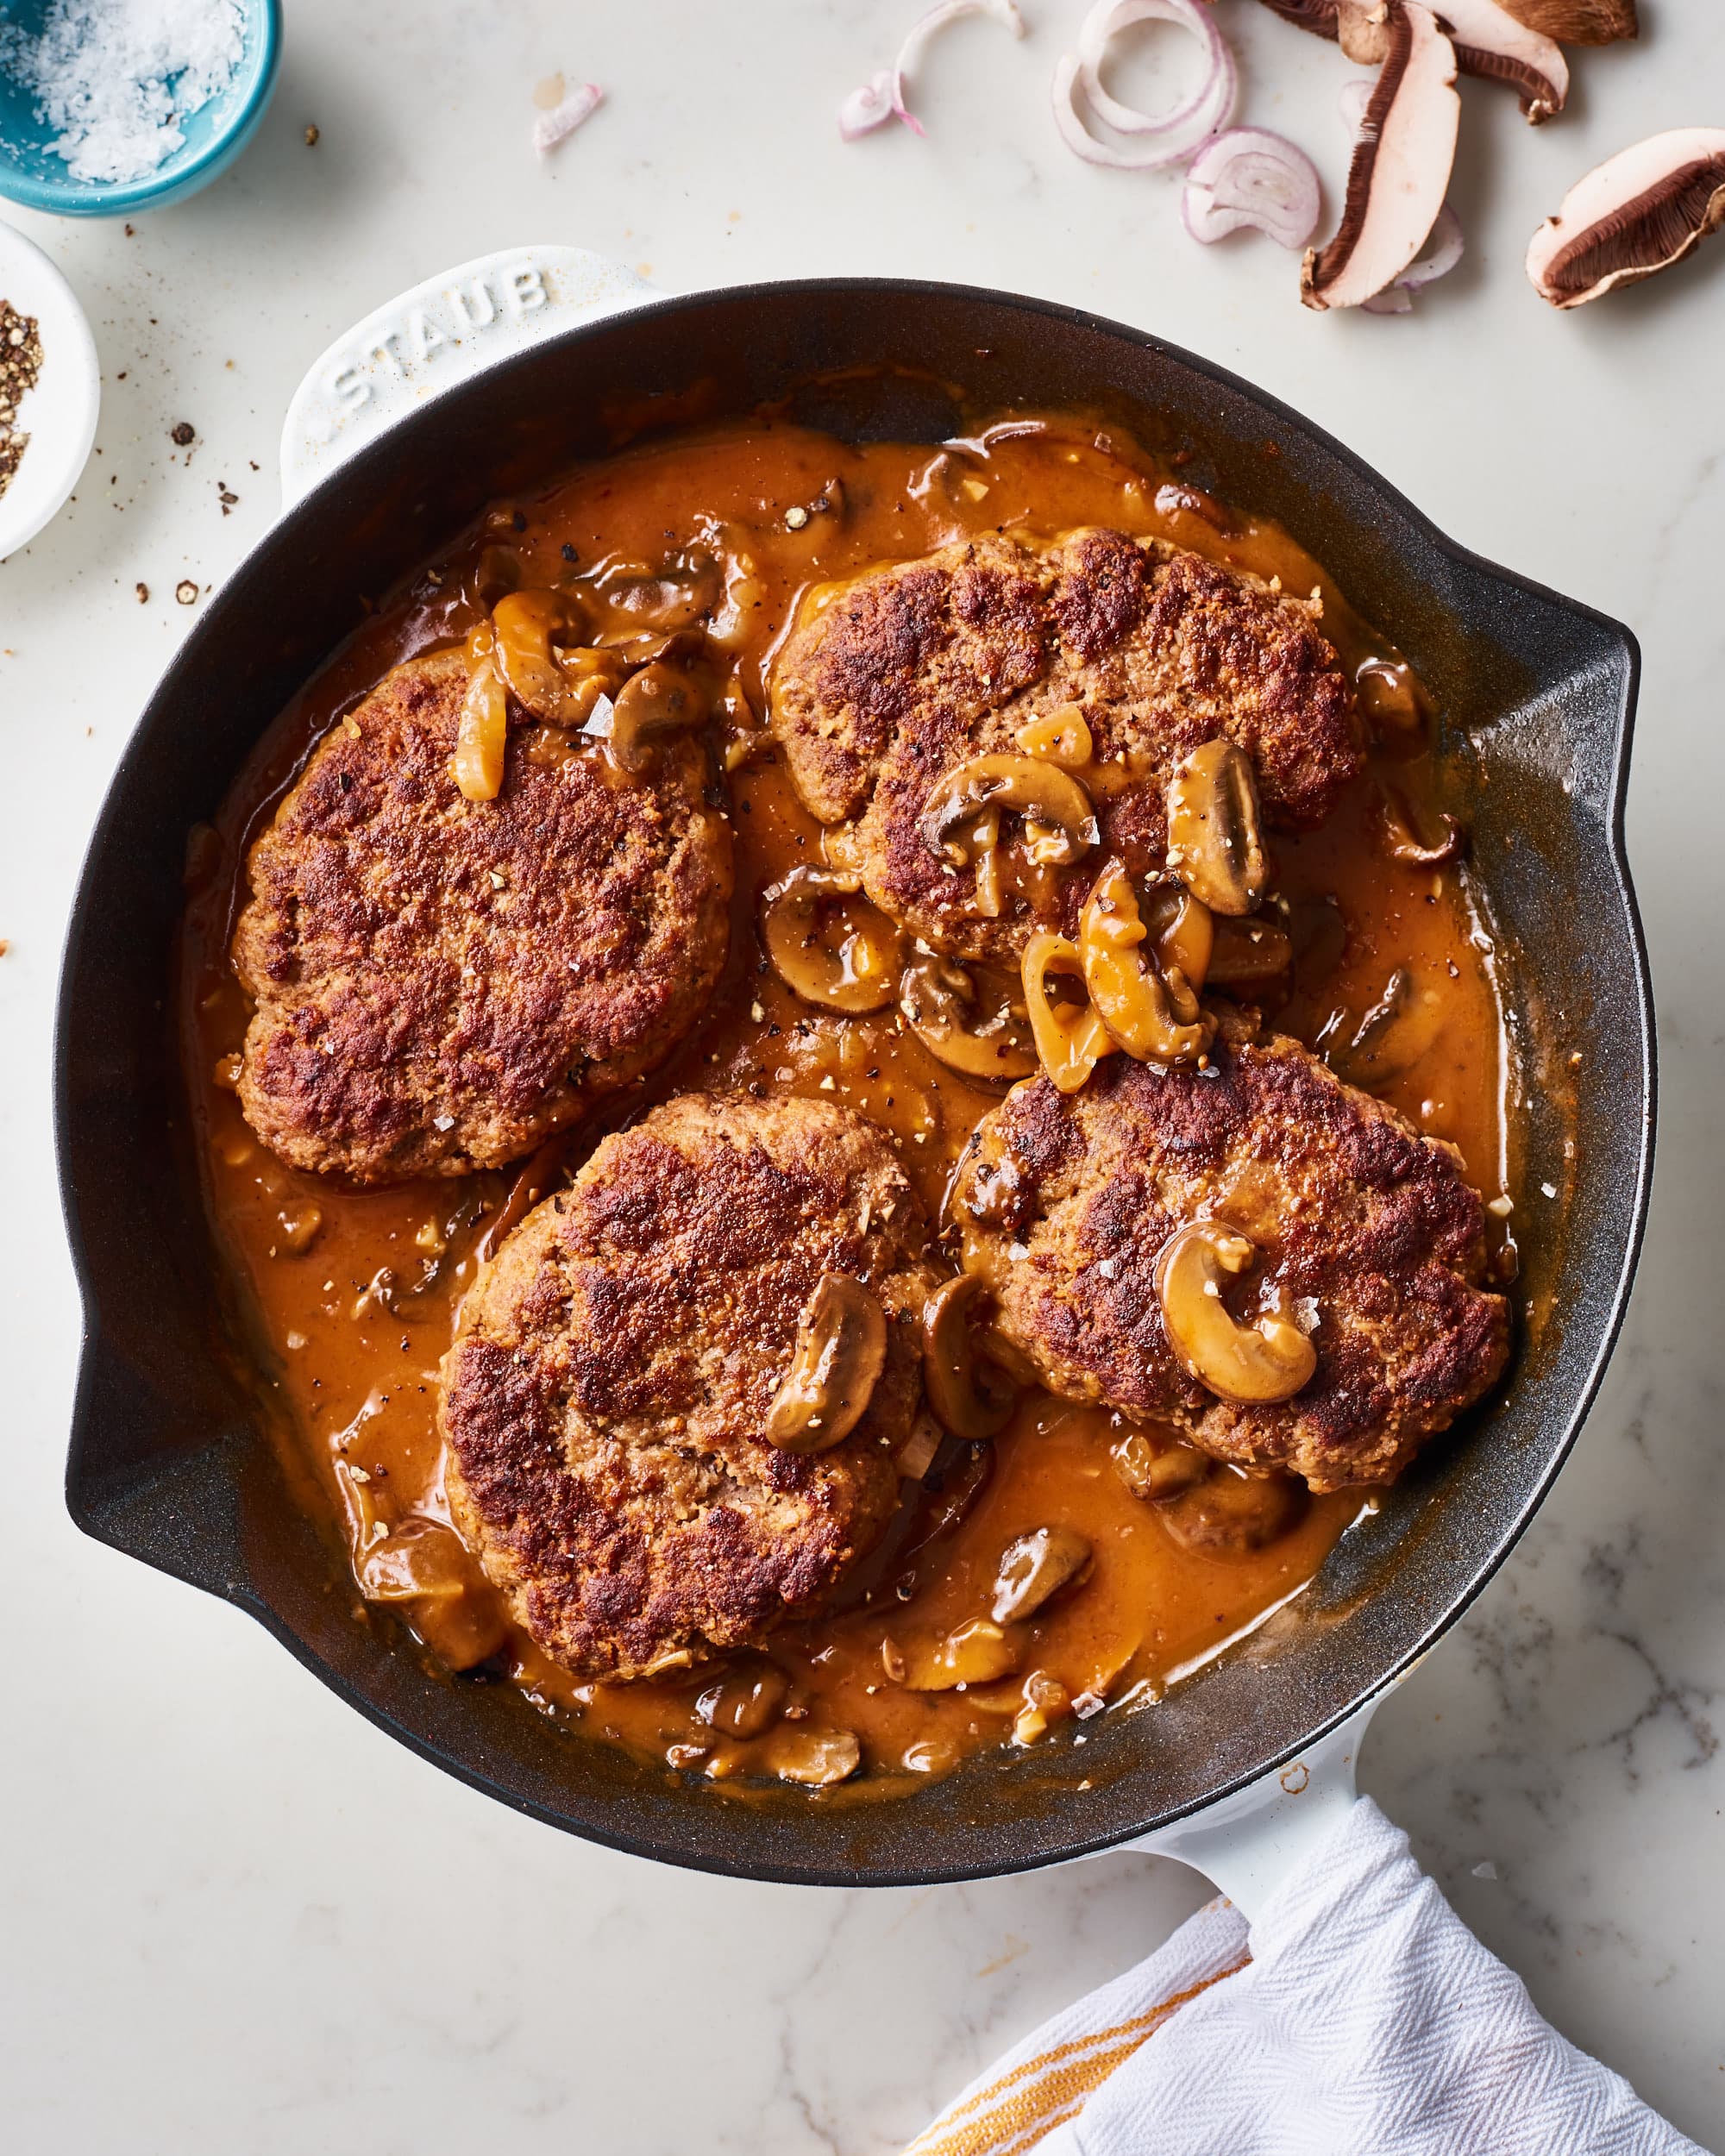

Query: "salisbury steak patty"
<box><xmin>232</xmin><ymin>650</ymin><xmax>732</xmax><ymax>1182</ymax></box>
<box><xmin>955</xmin><ymin>1037</ymin><xmax>1509</xmax><ymax>1489</ymax></box>
<box><xmin>440</xmin><ymin>1094</ymin><xmax>933</xmax><ymax>1680</ymax></box>
<box><xmin>769</xmin><ymin>529</ymin><xmax>1362</xmax><ymax>962</ymax></box>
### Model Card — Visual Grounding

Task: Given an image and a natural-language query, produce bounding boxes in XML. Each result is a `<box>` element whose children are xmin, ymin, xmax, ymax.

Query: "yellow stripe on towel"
<box><xmin>902</xmin><ymin>1957</ymin><xmax>1250</xmax><ymax>2156</ymax></box>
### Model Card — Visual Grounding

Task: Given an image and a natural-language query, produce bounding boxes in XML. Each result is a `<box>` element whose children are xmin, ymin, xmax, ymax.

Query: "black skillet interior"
<box><xmin>56</xmin><ymin>281</ymin><xmax>1653</xmax><ymax>1885</ymax></box>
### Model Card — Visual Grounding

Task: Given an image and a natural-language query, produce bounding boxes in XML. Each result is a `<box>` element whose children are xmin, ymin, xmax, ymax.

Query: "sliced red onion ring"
<box><xmin>1182</xmin><ymin>128</ymin><xmax>1321</xmax><ymax>248</ymax></box>
<box><xmin>839</xmin><ymin>0</ymin><xmax>1024</xmax><ymax>141</ymax></box>
<box><xmin>531</xmin><ymin>83</ymin><xmax>603</xmax><ymax>157</ymax></box>
<box><xmin>1359</xmin><ymin>204</ymin><xmax>1466</xmax><ymax>312</ymax></box>
<box><xmin>1055</xmin><ymin>0</ymin><xmax>1239</xmax><ymax>172</ymax></box>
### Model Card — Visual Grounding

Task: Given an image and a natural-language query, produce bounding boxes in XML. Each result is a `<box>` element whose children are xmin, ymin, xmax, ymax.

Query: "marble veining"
<box><xmin>2</xmin><ymin>2</ymin><xmax>1722</xmax><ymax>2149</ymax></box>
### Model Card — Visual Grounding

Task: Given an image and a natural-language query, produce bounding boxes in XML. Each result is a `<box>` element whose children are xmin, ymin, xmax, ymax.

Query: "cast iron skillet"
<box><xmin>55</xmin><ymin>280</ymin><xmax>1654</xmax><ymax>1885</ymax></box>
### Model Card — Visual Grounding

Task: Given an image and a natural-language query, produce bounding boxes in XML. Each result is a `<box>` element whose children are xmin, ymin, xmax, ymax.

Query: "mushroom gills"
<box><xmin>765</xmin><ymin>1274</ymin><xmax>889</xmax><ymax>1452</ymax></box>
<box><xmin>1153</xmin><ymin>1222</ymin><xmax>1318</xmax><ymax>1406</ymax></box>
<box><xmin>919</xmin><ymin>755</ymin><xmax>1099</xmax><ymax>874</ymax></box>
<box><xmin>1527</xmin><ymin>128</ymin><xmax>1725</xmax><ymax>308</ymax></box>
<box><xmin>1301</xmin><ymin>3</ymin><xmax>1462</xmax><ymax>312</ymax></box>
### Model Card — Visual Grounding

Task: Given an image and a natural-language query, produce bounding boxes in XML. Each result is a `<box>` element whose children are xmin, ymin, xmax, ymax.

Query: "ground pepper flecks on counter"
<box><xmin>0</xmin><ymin>300</ymin><xmax>44</xmax><ymax>502</ymax></box>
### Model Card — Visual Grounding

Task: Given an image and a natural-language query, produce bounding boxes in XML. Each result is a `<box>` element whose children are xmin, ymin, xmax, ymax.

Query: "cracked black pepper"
<box><xmin>0</xmin><ymin>298</ymin><xmax>45</xmax><ymax>503</ymax></box>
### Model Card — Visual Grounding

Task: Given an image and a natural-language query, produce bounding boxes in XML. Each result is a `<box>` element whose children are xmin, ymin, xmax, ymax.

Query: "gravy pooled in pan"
<box><xmin>182</xmin><ymin>415</ymin><xmax>1517</xmax><ymax>1793</ymax></box>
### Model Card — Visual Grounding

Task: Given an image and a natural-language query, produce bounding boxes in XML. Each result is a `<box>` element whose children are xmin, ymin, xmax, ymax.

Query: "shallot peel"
<box><xmin>839</xmin><ymin>69</ymin><xmax>906</xmax><ymax>141</ymax></box>
<box><xmin>531</xmin><ymin>83</ymin><xmax>603</xmax><ymax>156</ymax></box>
<box><xmin>1182</xmin><ymin>128</ymin><xmax>1321</xmax><ymax>248</ymax></box>
<box><xmin>1360</xmin><ymin>204</ymin><xmax>1466</xmax><ymax>311</ymax></box>
<box><xmin>1054</xmin><ymin>0</ymin><xmax>1239</xmax><ymax>172</ymax></box>
<box><xmin>839</xmin><ymin>0</ymin><xmax>1024</xmax><ymax>141</ymax></box>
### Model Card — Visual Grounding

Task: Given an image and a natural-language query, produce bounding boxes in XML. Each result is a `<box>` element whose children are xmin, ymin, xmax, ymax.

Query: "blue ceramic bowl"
<box><xmin>0</xmin><ymin>0</ymin><xmax>280</xmax><ymax>216</ymax></box>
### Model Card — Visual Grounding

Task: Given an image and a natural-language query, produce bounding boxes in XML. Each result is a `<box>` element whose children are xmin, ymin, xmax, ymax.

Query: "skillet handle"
<box><xmin>279</xmin><ymin>245</ymin><xmax>660</xmax><ymax>510</ymax></box>
<box><xmin>1116</xmin><ymin>1692</ymin><xmax>1387</xmax><ymax>1919</ymax></box>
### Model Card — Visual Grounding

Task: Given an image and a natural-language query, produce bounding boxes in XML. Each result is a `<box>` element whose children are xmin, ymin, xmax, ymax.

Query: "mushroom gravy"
<box><xmin>180</xmin><ymin>414</ymin><xmax>1517</xmax><ymax>1795</ymax></box>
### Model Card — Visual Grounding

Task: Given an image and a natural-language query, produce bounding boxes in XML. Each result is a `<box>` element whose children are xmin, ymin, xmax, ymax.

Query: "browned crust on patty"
<box><xmin>955</xmin><ymin>1037</ymin><xmax>1509</xmax><ymax>1489</ymax></box>
<box><xmin>232</xmin><ymin>651</ymin><xmax>733</xmax><ymax>1183</ymax></box>
<box><xmin>440</xmin><ymin>1094</ymin><xmax>934</xmax><ymax>1680</ymax></box>
<box><xmin>770</xmin><ymin>530</ymin><xmax>1363</xmax><ymax>962</ymax></box>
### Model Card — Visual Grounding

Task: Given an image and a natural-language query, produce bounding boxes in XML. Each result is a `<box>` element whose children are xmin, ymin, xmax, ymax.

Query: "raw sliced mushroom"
<box><xmin>1302</xmin><ymin>4</ymin><xmax>1461</xmax><ymax>313</ymax></box>
<box><xmin>991</xmin><ymin>1526</ymin><xmax>1094</xmax><ymax>1623</ymax></box>
<box><xmin>1015</xmin><ymin>705</ymin><xmax>1095</xmax><ymax>769</ymax></box>
<box><xmin>923</xmin><ymin>1273</ymin><xmax>1019</xmax><ymax>1439</ymax></box>
<box><xmin>605</xmin><ymin>662</ymin><xmax>709</xmax><ymax>773</ymax></box>
<box><xmin>900</xmin><ymin>954</ymin><xmax>1038</xmax><ymax>1082</ymax></box>
<box><xmin>1527</xmin><ymin>129</ymin><xmax>1725</xmax><ymax>310</ymax></box>
<box><xmin>1496</xmin><ymin>0</ymin><xmax>1636</xmax><ymax>43</ymax></box>
<box><xmin>1154</xmin><ymin>1221</ymin><xmax>1317</xmax><ymax>1405</ymax></box>
<box><xmin>1427</xmin><ymin>0</ymin><xmax>1565</xmax><ymax>122</ymax></box>
<box><xmin>1331</xmin><ymin>965</ymin><xmax>1446</xmax><ymax>1082</ymax></box>
<box><xmin>1258</xmin><ymin>0</ymin><xmax>1563</xmax><ymax>115</ymax></box>
<box><xmin>762</xmin><ymin>868</ymin><xmax>900</xmax><ymax>1013</ymax></box>
<box><xmin>1021</xmin><ymin>931</ymin><xmax>1118</xmax><ymax>1093</ymax></box>
<box><xmin>452</xmin><ymin>621</ymin><xmax>509</xmax><ymax>802</ymax></box>
<box><xmin>1379</xmin><ymin>786</ymin><xmax>1466</xmax><ymax>866</ymax></box>
<box><xmin>766</xmin><ymin>1273</ymin><xmax>888</xmax><ymax>1452</ymax></box>
<box><xmin>1165</xmin><ymin>741</ymin><xmax>1269</xmax><ymax>916</ymax></box>
<box><xmin>919</xmin><ymin>755</ymin><xmax>1099</xmax><ymax>869</ymax></box>
<box><xmin>1157</xmin><ymin>1467</ymin><xmax>1306</xmax><ymax>1552</ymax></box>
<box><xmin>1079</xmin><ymin>861</ymin><xmax>1216</xmax><ymax>1066</ymax></box>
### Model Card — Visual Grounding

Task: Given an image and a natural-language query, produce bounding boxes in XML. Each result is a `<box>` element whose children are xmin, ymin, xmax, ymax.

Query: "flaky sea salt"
<box><xmin>0</xmin><ymin>0</ymin><xmax>245</xmax><ymax>185</ymax></box>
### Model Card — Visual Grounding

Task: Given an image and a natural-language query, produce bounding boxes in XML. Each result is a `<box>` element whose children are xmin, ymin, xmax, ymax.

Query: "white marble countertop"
<box><xmin>3</xmin><ymin>3</ymin><xmax>1722</xmax><ymax>2148</ymax></box>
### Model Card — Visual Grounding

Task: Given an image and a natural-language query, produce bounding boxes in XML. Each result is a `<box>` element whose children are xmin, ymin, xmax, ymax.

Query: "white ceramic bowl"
<box><xmin>0</xmin><ymin>215</ymin><xmax>99</xmax><ymax>561</ymax></box>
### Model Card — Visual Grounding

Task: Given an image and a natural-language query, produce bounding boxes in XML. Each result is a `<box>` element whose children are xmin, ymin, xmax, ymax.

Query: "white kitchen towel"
<box><xmin>904</xmin><ymin>1796</ymin><xmax>1707</xmax><ymax>2156</ymax></box>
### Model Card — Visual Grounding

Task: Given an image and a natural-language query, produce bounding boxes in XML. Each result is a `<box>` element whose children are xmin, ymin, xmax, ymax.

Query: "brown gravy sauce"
<box><xmin>180</xmin><ymin>416</ymin><xmax>1515</xmax><ymax>1795</ymax></box>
